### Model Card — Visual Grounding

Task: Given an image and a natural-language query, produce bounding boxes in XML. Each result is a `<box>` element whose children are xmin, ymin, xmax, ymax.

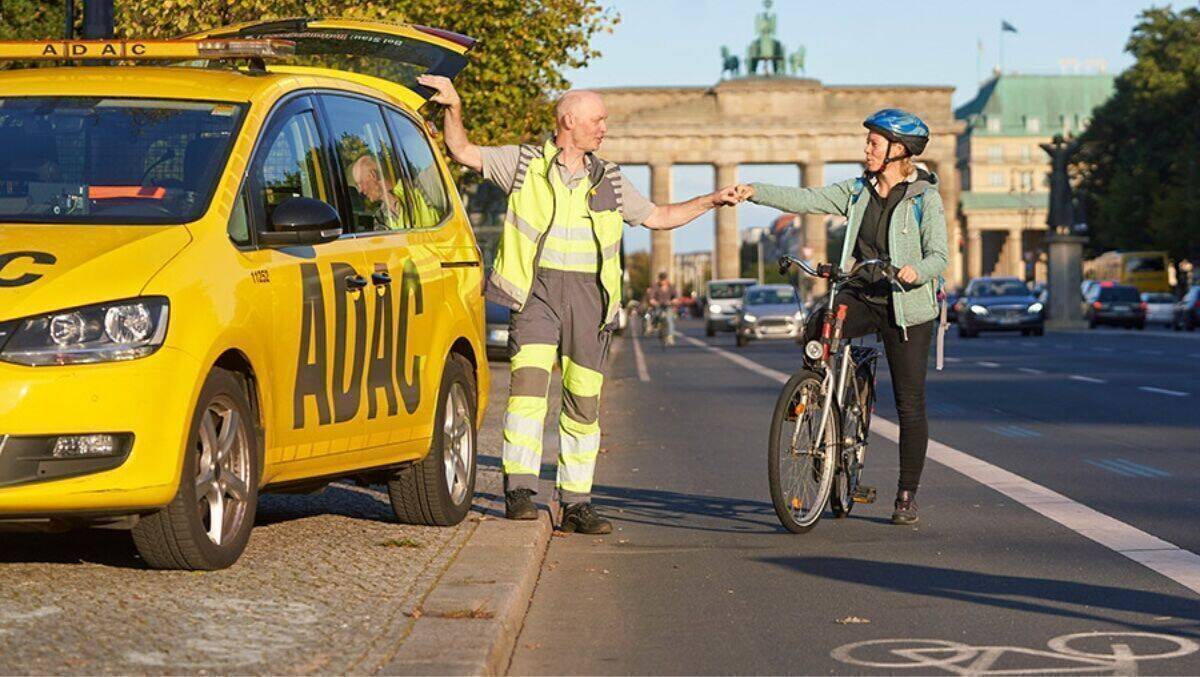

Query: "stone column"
<box><xmin>649</xmin><ymin>162</ymin><xmax>674</xmax><ymax>281</ymax></box>
<box><xmin>801</xmin><ymin>161</ymin><xmax>827</xmax><ymax>295</ymax></box>
<box><xmin>1008</xmin><ymin>227</ymin><xmax>1024</xmax><ymax>278</ymax></box>
<box><xmin>937</xmin><ymin>160</ymin><xmax>964</xmax><ymax>287</ymax></box>
<box><xmin>714</xmin><ymin>162</ymin><xmax>739</xmax><ymax>279</ymax></box>
<box><xmin>967</xmin><ymin>228</ymin><xmax>983</xmax><ymax>281</ymax></box>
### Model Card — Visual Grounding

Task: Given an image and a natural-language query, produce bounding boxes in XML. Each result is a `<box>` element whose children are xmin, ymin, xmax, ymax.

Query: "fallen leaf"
<box><xmin>835</xmin><ymin>616</ymin><xmax>871</xmax><ymax>625</ymax></box>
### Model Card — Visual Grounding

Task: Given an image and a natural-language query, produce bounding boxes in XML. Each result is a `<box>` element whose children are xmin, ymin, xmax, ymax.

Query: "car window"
<box><xmin>322</xmin><ymin>95</ymin><xmax>405</xmax><ymax>233</ymax></box>
<box><xmin>1126</xmin><ymin>256</ymin><xmax>1165</xmax><ymax>273</ymax></box>
<box><xmin>385</xmin><ymin>109</ymin><xmax>449</xmax><ymax>229</ymax></box>
<box><xmin>1099</xmin><ymin>286</ymin><xmax>1141</xmax><ymax>302</ymax></box>
<box><xmin>709</xmin><ymin>282</ymin><xmax>750</xmax><ymax>299</ymax></box>
<box><xmin>0</xmin><ymin>97</ymin><xmax>244</xmax><ymax>225</ymax></box>
<box><xmin>972</xmin><ymin>280</ymin><xmax>1029</xmax><ymax>297</ymax></box>
<box><xmin>252</xmin><ymin>110</ymin><xmax>332</xmax><ymax>230</ymax></box>
<box><xmin>746</xmin><ymin>288</ymin><xmax>796</xmax><ymax>305</ymax></box>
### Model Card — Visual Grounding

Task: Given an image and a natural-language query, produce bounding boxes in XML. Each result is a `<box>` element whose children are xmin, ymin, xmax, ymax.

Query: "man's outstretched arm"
<box><xmin>642</xmin><ymin>186</ymin><xmax>743</xmax><ymax>230</ymax></box>
<box><xmin>416</xmin><ymin>75</ymin><xmax>482</xmax><ymax>172</ymax></box>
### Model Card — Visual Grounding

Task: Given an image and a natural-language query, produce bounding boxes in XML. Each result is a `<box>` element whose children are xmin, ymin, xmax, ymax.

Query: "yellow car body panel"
<box><xmin>0</xmin><ymin>46</ymin><xmax>487</xmax><ymax>520</ymax></box>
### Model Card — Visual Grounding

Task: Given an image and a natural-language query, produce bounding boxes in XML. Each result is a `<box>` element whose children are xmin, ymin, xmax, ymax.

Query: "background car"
<box><xmin>1173</xmin><ymin>286</ymin><xmax>1200</xmax><ymax>331</ymax></box>
<box><xmin>1141</xmin><ymin>292</ymin><xmax>1175</xmax><ymax>327</ymax></box>
<box><xmin>1084</xmin><ymin>282</ymin><xmax>1146</xmax><ymax>329</ymax></box>
<box><xmin>705</xmin><ymin>278</ymin><xmax>755</xmax><ymax>336</ymax></box>
<box><xmin>956</xmin><ymin>277</ymin><xmax>1045</xmax><ymax>338</ymax></box>
<box><xmin>485</xmin><ymin>300</ymin><xmax>511</xmax><ymax>361</ymax></box>
<box><xmin>735</xmin><ymin>284</ymin><xmax>805</xmax><ymax>347</ymax></box>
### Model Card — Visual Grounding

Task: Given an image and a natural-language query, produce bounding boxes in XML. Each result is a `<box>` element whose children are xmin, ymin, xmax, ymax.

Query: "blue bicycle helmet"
<box><xmin>863</xmin><ymin>108</ymin><xmax>930</xmax><ymax>158</ymax></box>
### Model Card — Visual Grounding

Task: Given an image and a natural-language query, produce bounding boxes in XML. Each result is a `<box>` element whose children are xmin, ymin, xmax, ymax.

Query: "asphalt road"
<box><xmin>509</xmin><ymin>318</ymin><xmax>1200</xmax><ymax>675</ymax></box>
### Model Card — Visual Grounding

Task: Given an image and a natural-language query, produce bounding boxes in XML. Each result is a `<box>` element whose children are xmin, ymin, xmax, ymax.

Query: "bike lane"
<box><xmin>508</xmin><ymin>324</ymin><xmax>1200</xmax><ymax>675</ymax></box>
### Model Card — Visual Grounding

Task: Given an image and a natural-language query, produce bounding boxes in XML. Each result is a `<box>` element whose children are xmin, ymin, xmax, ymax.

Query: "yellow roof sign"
<box><xmin>0</xmin><ymin>39</ymin><xmax>295</xmax><ymax>61</ymax></box>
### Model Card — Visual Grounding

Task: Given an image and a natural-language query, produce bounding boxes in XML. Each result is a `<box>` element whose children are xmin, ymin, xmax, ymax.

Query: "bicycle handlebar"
<box><xmin>777</xmin><ymin>255</ymin><xmax>896</xmax><ymax>282</ymax></box>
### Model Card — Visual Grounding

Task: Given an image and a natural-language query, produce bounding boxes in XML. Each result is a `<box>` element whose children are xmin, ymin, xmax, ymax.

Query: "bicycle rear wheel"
<box><xmin>769</xmin><ymin>370</ymin><xmax>838</xmax><ymax>533</ymax></box>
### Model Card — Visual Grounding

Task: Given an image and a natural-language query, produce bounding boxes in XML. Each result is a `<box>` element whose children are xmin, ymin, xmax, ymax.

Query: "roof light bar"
<box><xmin>0</xmin><ymin>38</ymin><xmax>295</xmax><ymax>61</ymax></box>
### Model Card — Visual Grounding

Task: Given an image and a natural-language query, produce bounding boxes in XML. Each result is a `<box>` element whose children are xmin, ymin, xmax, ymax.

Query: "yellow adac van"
<box><xmin>0</xmin><ymin>19</ymin><xmax>490</xmax><ymax>570</ymax></box>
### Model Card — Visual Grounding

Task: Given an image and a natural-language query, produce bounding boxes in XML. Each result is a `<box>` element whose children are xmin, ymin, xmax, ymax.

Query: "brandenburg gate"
<box><xmin>595</xmin><ymin>2</ymin><xmax>964</xmax><ymax>285</ymax></box>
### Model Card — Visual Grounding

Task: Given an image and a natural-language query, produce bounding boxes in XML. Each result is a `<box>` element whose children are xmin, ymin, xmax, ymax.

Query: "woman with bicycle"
<box><xmin>735</xmin><ymin>109</ymin><xmax>948</xmax><ymax>526</ymax></box>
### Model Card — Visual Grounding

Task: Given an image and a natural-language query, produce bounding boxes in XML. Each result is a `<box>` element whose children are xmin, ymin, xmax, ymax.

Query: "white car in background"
<box><xmin>1141</xmin><ymin>292</ymin><xmax>1175</xmax><ymax>327</ymax></box>
<box><xmin>705</xmin><ymin>278</ymin><xmax>756</xmax><ymax>336</ymax></box>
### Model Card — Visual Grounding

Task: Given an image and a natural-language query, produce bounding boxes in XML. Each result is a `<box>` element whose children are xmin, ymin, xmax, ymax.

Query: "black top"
<box><xmin>849</xmin><ymin>177</ymin><xmax>908</xmax><ymax>303</ymax></box>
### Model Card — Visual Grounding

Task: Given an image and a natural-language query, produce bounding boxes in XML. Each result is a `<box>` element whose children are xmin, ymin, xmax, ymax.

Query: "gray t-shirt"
<box><xmin>480</xmin><ymin>145</ymin><xmax>656</xmax><ymax>226</ymax></box>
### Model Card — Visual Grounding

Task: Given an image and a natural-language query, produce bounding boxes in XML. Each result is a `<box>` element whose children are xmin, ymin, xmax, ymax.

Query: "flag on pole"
<box><xmin>1001</xmin><ymin>20</ymin><xmax>1018</xmax><ymax>33</ymax></box>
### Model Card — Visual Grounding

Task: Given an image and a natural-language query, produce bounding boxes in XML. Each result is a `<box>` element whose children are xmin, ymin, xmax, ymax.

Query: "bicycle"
<box><xmin>648</xmin><ymin>304</ymin><xmax>675</xmax><ymax>347</ymax></box>
<box><xmin>768</xmin><ymin>255</ymin><xmax>893</xmax><ymax>533</ymax></box>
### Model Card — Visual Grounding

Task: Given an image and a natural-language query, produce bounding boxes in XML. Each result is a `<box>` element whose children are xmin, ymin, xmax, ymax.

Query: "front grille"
<box><xmin>759</xmin><ymin>318</ymin><xmax>792</xmax><ymax>328</ymax></box>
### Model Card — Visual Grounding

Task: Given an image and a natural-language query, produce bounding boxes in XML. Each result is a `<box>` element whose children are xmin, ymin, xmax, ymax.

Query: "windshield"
<box><xmin>745</xmin><ymin>288</ymin><xmax>797</xmax><ymax>306</ymax></box>
<box><xmin>1126</xmin><ymin>256</ymin><xmax>1165</xmax><ymax>273</ymax></box>
<box><xmin>709</xmin><ymin>282</ymin><xmax>751</xmax><ymax>299</ymax></box>
<box><xmin>1100</xmin><ymin>286</ymin><xmax>1141</xmax><ymax>302</ymax></box>
<box><xmin>0</xmin><ymin>97</ymin><xmax>245</xmax><ymax>224</ymax></box>
<box><xmin>971</xmin><ymin>280</ymin><xmax>1030</xmax><ymax>297</ymax></box>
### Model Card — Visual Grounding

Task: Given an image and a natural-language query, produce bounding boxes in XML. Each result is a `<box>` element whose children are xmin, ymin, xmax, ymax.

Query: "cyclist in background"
<box><xmin>647</xmin><ymin>271</ymin><xmax>680</xmax><ymax>345</ymax></box>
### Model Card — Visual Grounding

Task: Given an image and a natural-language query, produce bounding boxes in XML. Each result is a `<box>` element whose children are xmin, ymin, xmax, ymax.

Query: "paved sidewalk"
<box><xmin>0</xmin><ymin>358</ymin><xmax>552</xmax><ymax>676</ymax></box>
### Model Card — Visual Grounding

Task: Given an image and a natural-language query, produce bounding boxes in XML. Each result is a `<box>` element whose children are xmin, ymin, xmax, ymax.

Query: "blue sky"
<box><xmin>561</xmin><ymin>0</ymin><xmax>1153</xmax><ymax>255</ymax></box>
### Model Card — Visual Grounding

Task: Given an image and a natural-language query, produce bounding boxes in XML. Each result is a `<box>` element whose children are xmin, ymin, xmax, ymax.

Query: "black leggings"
<box><xmin>803</xmin><ymin>289</ymin><xmax>934</xmax><ymax>492</ymax></box>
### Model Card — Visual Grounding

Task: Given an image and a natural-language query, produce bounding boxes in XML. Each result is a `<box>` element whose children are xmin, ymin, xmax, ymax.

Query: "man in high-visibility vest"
<box><xmin>419</xmin><ymin>74</ymin><xmax>742</xmax><ymax>534</ymax></box>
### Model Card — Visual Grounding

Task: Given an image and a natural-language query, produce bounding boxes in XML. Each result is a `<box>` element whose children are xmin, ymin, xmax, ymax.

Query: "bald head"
<box><xmin>554</xmin><ymin>89</ymin><xmax>608</xmax><ymax>153</ymax></box>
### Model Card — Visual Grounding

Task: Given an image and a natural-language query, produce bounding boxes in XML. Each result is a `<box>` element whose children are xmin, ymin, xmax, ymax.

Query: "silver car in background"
<box><xmin>705</xmin><ymin>278</ymin><xmax>756</xmax><ymax>336</ymax></box>
<box><xmin>735</xmin><ymin>284</ymin><xmax>806</xmax><ymax>347</ymax></box>
<box><xmin>1142</xmin><ymin>292</ymin><xmax>1175</xmax><ymax>327</ymax></box>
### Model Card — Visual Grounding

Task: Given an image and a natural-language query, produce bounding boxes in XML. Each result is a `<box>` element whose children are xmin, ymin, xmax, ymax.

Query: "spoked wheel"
<box><xmin>768</xmin><ymin>370</ymin><xmax>838</xmax><ymax>533</ymax></box>
<box><xmin>832</xmin><ymin>373</ymin><xmax>874</xmax><ymax>517</ymax></box>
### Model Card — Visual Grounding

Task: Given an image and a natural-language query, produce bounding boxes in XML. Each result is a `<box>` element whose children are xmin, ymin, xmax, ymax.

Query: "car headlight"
<box><xmin>0</xmin><ymin>297</ymin><xmax>169</xmax><ymax>366</ymax></box>
<box><xmin>708</xmin><ymin>304</ymin><xmax>721</xmax><ymax>314</ymax></box>
<box><xmin>970</xmin><ymin>304</ymin><xmax>989</xmax><ymax>315</ymax></box>
<box><xmin>793</xmin><ymin>311</ymin><xmax>805</xmax><ymax>321</ymax></box>
<box><xmin>742</xmin><ymin>313</ymin><xmax>757</xmax><ymax>323</ymax></box>
<box><xmin>1028</xmin><ymin>302</ymin><xmax>1044</xmax><ymax>314</ymax></box>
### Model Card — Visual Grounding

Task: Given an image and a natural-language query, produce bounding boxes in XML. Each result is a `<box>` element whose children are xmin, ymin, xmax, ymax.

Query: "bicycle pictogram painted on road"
<box><xmin>831</xmin><ymin>632</ymin><xmax>1198</xmax><ymax>675</ymax></box>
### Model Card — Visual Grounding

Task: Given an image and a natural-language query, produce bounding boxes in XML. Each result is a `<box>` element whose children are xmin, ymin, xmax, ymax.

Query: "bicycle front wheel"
<box><xmin>768</xmin><ymin>370</ymin><xmax>838</xmax><ymax>533</ymax></box>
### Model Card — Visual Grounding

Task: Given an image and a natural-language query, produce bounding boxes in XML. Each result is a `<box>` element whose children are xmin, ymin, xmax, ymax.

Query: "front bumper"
<box><xmin>486</xmin><ymin>324</ymin><xmax>510</xmax><ymax>359</ymax></box>
<box><xmin>706</xmin><ymin>314</ymin><xmax>738</xmax><ymax>331</ymax></box>
<box><xmin>962</xmin><ymin>313</ymin><xmax>1043</xmax><ymax>331</ymax></box>
<box><xmin>0</xmin><ymin>346</ymin><xmax>202</xmax><ymax>516</ymax></box>
<box><xmin>738</xmin><ymin>318</ymin><xmax>803</xmax><ymax>340</ymax></box>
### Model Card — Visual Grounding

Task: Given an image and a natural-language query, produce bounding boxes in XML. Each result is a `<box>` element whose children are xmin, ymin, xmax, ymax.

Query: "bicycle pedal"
<box><xmin>852</xmin><ymin>486</ymin><xmax>877</xmax><ymax>504</ymax></box>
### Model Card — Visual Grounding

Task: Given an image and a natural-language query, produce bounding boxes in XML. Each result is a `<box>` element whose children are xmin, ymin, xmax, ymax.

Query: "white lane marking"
<box><xmin>1189</xmin><ymin>353</ymin><xmax>1200</xmax><ymax>359</ymax></box>
<box><xmin>630</xmin><ymin>330</ymin><xmax>651</xmax><ymax>382</ymax></box>
<box><xmin>944</xmin><ymin>357</ymin><xmax>962</xmax><ymax>363</ymax></box>
<box><xmin>1018</xmin><ymin>341</ymin><xmax>1038</xmax><ymax>348</ymax></box>
<box><xmin>1053</xmin><ymin>343</ymin><xmax>1071</xmax><ymax>349</ymax></box>
<box><xmin>681</xmin><ymin>332</ymin><xmax>1200</xmax><ymax>597</ymax></box>
<box><xmin>1137</xmin><ymin>350</ymin><xmax>1163</xmax><ymax>356</ymax></box>
<box><xmin>1069</xmin><ymin>375</ymin><xmax>1106</xmax><ymax>384</ymax></box>
<box><xmin>1018</xmin><ymin>367</ymin><xmax>1045</xmax><ymax>375</ymax></box>
<box><xmin>1091</xmin><ymin>347</ymin><xmax>1115</xmax><ymax>353</ymax></box>
<box><xmin>977</xmin><ymin>361</ymin><xmax>1001</xmax><ymax>368</ymax></box>
<box><xmin>1139</xmin><ymin>386</ymin><xmax>1189</xmax><ymax>398</ymax></box>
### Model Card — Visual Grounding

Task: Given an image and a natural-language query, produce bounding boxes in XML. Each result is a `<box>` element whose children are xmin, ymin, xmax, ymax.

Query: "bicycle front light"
<box><xmin>805</xmin><ymin>340</ymin><xmax>824</xmax><ymax>361</ymax></box>
<box><xmin>1</xmin><ymin>297</ymin><xmax>169</xmax><ymax>366</ymax></box>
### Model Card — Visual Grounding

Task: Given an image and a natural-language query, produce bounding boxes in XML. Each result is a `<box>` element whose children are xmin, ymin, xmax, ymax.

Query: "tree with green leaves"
<box><xmin>1076</xmin><ymin>6</ymin><xmax>1200</xmax><ymax>285</ymax></box>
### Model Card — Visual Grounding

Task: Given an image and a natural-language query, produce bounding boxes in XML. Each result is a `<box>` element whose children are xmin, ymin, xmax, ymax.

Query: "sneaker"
<box><xmin>891</xmin><ymin>489</ymin><xmax>918</xmax><ymax>525</ymax></box>
<box><xmin>505</xmin><ymin>488</ymin><xmax>537</xmax><ymax>520</ymax></box>
<box><xmin>560</xmin><ymin>502</ymin><xmax>612</xmax><ymax>534</ymax></box>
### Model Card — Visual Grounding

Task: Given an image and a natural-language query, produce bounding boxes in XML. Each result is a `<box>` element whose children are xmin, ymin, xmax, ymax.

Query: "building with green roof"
<box><xmin>956</xmin><ymin>73</ymin><xmax>1114</xmax><ymax>283</ymax></box>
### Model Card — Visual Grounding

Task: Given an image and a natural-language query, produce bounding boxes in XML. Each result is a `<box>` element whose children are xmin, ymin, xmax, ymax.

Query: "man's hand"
<box><xmin>416</xmin><ymin>75</ymin><xmax>461</xmax><ymax>108</ymax></box>
<box><xmin>897</xmin><ymin>265</ymin><xmax>919</xmax><ymax>285</ymax></box>
<box><xmin>734</xmin><ymin>184</ymin><xmax>756</xmax><ymax>202</ymax></box>
<box><xmin>711</xmin><ymin>185</ymin><xmax>742</xmax><ymax>208</ymax></box>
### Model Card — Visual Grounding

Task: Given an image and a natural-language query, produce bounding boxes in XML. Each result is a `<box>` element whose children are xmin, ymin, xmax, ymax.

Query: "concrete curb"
<box><xmin>380</xmin><ymin>512</ymin><xmax>552</xmax><ymax>675</ymax></box>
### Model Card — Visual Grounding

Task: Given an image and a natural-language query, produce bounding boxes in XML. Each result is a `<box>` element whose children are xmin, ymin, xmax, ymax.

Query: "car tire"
<box><xmin>957</xmin><ymin>326</ymin><xmax>974</xmax><ymax>339</ymax></box>
<box><xmin>1088</xmin><ymin>319</ymin><xmax>1097</xmax><ymax>329</ymax></box>
<box><xmin>388</xmin><ymin>354</ymin><xmax>477</xmax><ymax>527</ymax></box>
<box><xmin>132</xmin><ymin>368</ymin><xmax>259</xmax><ymax>571</ymax></box>
<box><xmin>1033</xmin><ymin>327</ymin><xmax>1045</xmax><ymax>337</ymax></box>
<box><xmin>1135</xmin><ymin>322</ymin><xmax>1145</xmax><ymax>330</ymax></box>
<box><xmin>706</xmin><ymin>322</ymin><xmax>716</xmax><ymax>337</ymax></box>
<box><xmin>736</xmin><ymin>332</ymin><xmax>747</xmax><ymax>347</ymax></box>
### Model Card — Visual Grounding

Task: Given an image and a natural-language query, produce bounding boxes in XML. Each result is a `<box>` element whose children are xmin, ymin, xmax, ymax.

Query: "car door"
<box><xmin>234</xmin><ymin>95</ymin><xmax>373</xmax><ymax>468</ymax></box>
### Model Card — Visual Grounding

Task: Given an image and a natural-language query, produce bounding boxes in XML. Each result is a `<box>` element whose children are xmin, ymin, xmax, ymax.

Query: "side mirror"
<box><xmin>259</xmin><ymin>197</ymin><xmax>342</xmax><ymax>247</ymax></box>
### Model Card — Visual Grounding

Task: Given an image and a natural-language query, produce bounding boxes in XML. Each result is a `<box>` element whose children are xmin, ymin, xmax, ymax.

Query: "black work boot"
<box><xmin>505</xmin><ymin>488</ymin><xmax>537</xmax><ymax>520</ymax></box>
<box><xmin>560</xmin><ymin>502</ymin><xmax>612</xmax><ymax>534</ymax></box>
<box><xmin>891</xmin><ymin>489</ymin><xmax>919</xmax><ymax>525</ymax></box>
